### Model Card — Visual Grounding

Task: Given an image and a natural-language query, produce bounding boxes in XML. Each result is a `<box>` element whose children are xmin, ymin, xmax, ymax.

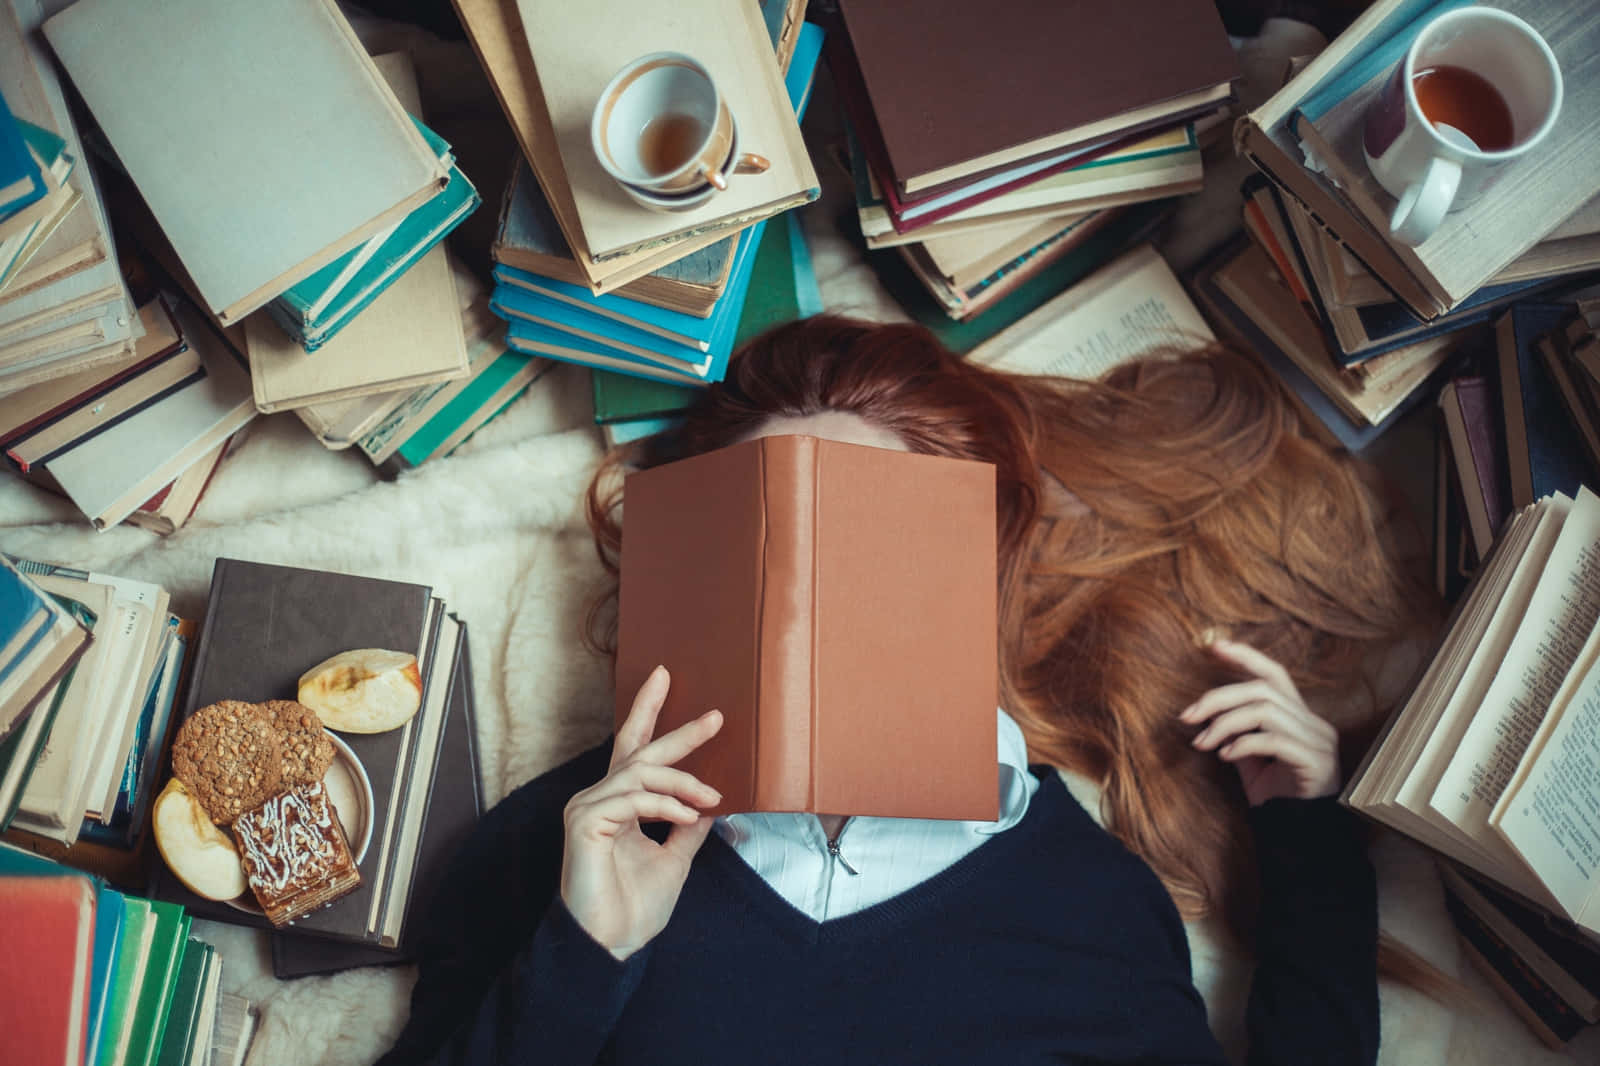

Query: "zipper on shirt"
<box><xmin>825</xmin><ymin>819</ymin><xmax>864</xmax><ymax>870</ymax></box>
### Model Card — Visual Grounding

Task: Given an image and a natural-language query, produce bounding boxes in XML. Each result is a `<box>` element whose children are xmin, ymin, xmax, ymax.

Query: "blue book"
<box><xmin>505</xmin><ymin>218</ymin><xmax>767</xmax><ymax>385</ymax></box>
<box><xmin>1290</xmin><ymin>0</ymin><xmax>1468</xmax><ymax>132</ymax></box>
<box><xmin>269</xmin><ymin>118</ymin><xmax>479</xmax><ymax>351</ymax></box>
<box><xmin>0</xmin><ymin>91</ymin><xmax>45</xmax><ymax>219</ymax></box>
<box><xmin>1500</xmin><ymin>302</ymin><xmax>1598</xmax><ymax>505</ymax></box>
<box><xmin>490</xmin><ymin>282</ymin><xmax>713</xmax><ymax>375</ymax></box>
<box><xmin>493</xmin><ymin>264</ymin><xmax>717</xmax><ymax>350</ymax></box>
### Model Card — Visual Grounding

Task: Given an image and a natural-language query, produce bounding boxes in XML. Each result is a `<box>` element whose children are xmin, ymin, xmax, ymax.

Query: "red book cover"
<box><xmin>0</xmin><ymin>874</ymin><xmax>98</xmax><ymax>1066</ymax></box>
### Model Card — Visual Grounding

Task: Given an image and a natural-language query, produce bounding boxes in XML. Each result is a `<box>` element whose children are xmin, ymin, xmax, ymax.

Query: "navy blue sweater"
<box><xmin>379</xmin><ymin>742</ymin><xmax>1378</xmax><ymax>1065</ymax></box>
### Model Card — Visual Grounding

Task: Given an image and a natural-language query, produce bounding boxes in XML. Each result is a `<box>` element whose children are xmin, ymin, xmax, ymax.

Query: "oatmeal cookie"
<box><xmin>170</xmin><ymin>700</ymin><xmax>284</xmax><ymax>825</ymax></box>
<box><xmin>262</xmin><ymin>699</ymin><xmax>336</xmax><ymax>786</ymax></box>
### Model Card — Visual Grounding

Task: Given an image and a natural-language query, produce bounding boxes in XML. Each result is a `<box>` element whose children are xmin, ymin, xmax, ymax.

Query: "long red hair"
<box><xmin>586</xmin><ymin>315</ymin><xmax>1434</xmax><ymax>942</ymax></box>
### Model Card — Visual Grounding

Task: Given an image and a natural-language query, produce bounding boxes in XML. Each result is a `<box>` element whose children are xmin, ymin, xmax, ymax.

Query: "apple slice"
<box><xmin>153</xmin><ymin>777</ymin><xmax>248</xmax><ymax>901</ymax></box>
<box><xmin>297</xmin><ymin>648</ymin><xmax>423</xmax><ymax>734</ymax></box>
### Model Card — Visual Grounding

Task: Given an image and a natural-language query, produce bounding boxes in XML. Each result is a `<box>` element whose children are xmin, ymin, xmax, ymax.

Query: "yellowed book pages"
<box><xmin>969</xmin><ymin>244</ymin><xmax>1213</xmax><ymax>378</ymax></box>
<box><xmin>513</xmin><ymin>0</ymin><xmax>816</xmax><ymax>261</ymax></box>
<box><xmin>246</xmin><ymin>241</ymin><xmax>469</xmax><ymax>413</ymax></box>
<box><xmin>920</xmin><ymin>216</ymin><xmax>1084</xmax><ymax>290</ymax></box>
<box><xmin>1431</xmin><ymin>488</ymin><xmax>1600</xmax><ymax>848</ymax></box>
<box><xmin>1492</xmin><ymin>618</ymin><xmax>1600</xmax><ymax>934</ymax></box>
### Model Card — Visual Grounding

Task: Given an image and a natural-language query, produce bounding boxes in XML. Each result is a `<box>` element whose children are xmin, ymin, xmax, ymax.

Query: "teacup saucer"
<box><xmin>622</xmin><ymin>144</ymin><xmax>736</xmax><ymax>212</ymax></box>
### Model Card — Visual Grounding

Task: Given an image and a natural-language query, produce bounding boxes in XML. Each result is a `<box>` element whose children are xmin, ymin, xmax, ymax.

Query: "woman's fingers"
<box><xmin>575</xmin><ymin>761</ymin><xmax>722</xmax><ymax>810</ymax></box>
<box><xmin>567</xmin><ymin>790</ymin><xmax>704</xmax><ymax>840</ymax></box>
<box><xmin>1178</xmin><ymin>679</ymin><xmax>1280</xmax><ymax>726</ymax></box>
<box><xmin>630</xmin><ymin>707</ymin><xmax>723</xmax><ymax>769</ymax></box>
<box><xmin>613</xmin><ymin>664</ymin><xmax>672</xmax><ymax>765</ymax></box>
<box><xmin>1204</xmin><ymin>638</ymin><xmax>1297</xmax><ymax>700</ymax></box>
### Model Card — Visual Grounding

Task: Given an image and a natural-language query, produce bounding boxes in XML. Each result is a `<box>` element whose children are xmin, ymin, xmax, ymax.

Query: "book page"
<box><xmin>1495</xmin><ymin>627</ymin><xmax>1600</xmax><ymax>925</ymax></box>
<box><xmin>967</xmin><ymin>244</ymin><xmax>1214</xmax><ymax>378</ymax></box>
<box><xmin>1397</xmin><ymin>496</ymin><xmax>1571</xmax><ymax>830</ymax></box>
<box><xmin>1432</xmin><ymin>488</ymin><xmax>1600</xmax><ymax>833</ymax></box>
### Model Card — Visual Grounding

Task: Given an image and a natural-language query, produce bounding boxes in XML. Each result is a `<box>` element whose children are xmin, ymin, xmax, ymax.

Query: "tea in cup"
<box><xmin>1362</xmin><ymin>6</ymin><xmax>1562</xmax><ymax>246</ymax></box>
<box><xmin>591</xmin><ymin>52</ymin><xmax>769</xmax><ymax>211</ymax></box>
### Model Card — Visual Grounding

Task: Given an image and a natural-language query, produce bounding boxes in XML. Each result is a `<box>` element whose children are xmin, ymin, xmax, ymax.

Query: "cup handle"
<box><xmin>733</xmin><ymin>152</ymin><xmax>770</xmax><ymax>176</ymax></box>
<box><xmin>701</xmin><ymin>166</ymin><xmax>729</xmax><ymax>191</ymax></box>
<box><xmin>1389</xmin><ymin>156</ymin><xmax>1461</xmax><ymax>247</ymax></box>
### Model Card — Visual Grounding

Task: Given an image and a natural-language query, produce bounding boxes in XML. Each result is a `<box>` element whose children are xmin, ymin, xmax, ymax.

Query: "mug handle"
<box><xmin>1389</xmin><ymin>156</ymin><xmax>1461</xmax><ymax>247</ymax></box>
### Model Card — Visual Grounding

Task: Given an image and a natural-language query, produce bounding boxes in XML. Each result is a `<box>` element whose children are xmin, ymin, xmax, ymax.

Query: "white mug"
<box><xmin>590</xmin><ymin>52</ymin><xmax>769</xmax><ymax>212</ymax></box>
<box><xmin>1362</xmin><ymin>6</ymin><xmax>1562</xmax><ymax>247</ymax></box>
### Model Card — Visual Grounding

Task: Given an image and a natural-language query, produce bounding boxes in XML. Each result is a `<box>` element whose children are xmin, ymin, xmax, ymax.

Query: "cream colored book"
<box><xmin>43</xmin><ymin>0</ymin><xmax>448</xmax><ymax>325</ymax></box>
<box><xmin>513</xmin><ymin>0</ymin><xmax>816</xmax><ymax>262</ymax></box>
<box><xmin>921</xmin><ymin>215</ymin><xmax>1090</xmax><ymax>292</ymax></box>
<box><xmin>1346</xmin><ymin>488</ymin><xmax>1600</xmax><ymax>926</ymax></box>
<box><xmin>454</xmin><ymin>0</ymin><xmax>773</xmax><ymax>293</ymax></box>
<box><xmin>968</xmin><ymin>244</ymin><xmax>1213</xmax><ymax>378</ymax></box>
<box><xmin>246</xmin><ymin>241</ymin><xmax>469</xmax><ymax>412</ymax></box>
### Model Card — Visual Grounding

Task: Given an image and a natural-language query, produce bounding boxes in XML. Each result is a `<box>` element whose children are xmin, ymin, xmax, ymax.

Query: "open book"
<box><xmin>1345</xmin><ymin>486</ymin><xmax>1600</xmax><ymax>935</ymax></box>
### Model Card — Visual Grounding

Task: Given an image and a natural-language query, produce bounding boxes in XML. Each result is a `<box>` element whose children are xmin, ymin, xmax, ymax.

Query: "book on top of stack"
<box><xmin>42</xmin><ymin>0</ymin><xmax>450</xmax><ymax>328</ymax></box>
<box><xmin>148</xmin><ymin>558</ymin><xmax>482</xmax><ymax>970</ymax></box>
<box><xmin>1236</xmin><ymin>0</ymin><xmax>1600</xmax><ymax>323</ymax></box>
<box><xmin>455</xmin><ymin>0</ymin><xmax>817</xmax><ymax>296</ymax></box>
<box><xmin>484</xmin><ymin>12</ymin><xmax>824</xmax><ymax>388</ymax></box>
<box><xmin>829</xmin><ymin>0</ymin><xmax>1236</xmax><ymax>326</ymax></box>
<box><xmin>0</xmin><ymin>0</ymin><xmax>141</xmax><ymax>398</ymax></box>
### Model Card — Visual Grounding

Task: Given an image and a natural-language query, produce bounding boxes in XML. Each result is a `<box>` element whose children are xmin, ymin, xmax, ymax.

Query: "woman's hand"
<box><xmin>559</xmin><ymin>666</ymin><xmax>723</xmax><ymax>960</ymax></box>
<box><xmin>1179</xmin><ymin>639</ymin><xmax>1340</xmax><ymax>806</ymax></box>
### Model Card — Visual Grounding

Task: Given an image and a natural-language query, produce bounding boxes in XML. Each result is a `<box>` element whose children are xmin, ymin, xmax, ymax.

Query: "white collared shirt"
<box><xmin>714</xmin><ymin>709</ymin><xmax>1039</xmax><ymax>922</ymax></box>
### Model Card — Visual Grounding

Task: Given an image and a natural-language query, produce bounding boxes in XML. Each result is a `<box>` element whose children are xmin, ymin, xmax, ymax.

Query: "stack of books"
<box><xmin>1343</xmin><ymin>485</ymin><xmax>1600</xmax><ymax>1046</ymax></box>
<box><xmin>589</xmin><ymin>211</ymin><xmax>825</xmax><ymax>445</ymax></box>
<box><xmin>1236</xmin><ymin>0</ymin><xmax>1600</xmax><ymax>337</ymax></box>
<box><xmin>1428</xmin><ymin>295</ymin><xmax>1600</xmax><ymax>601</ymax></box>
<box><xmin>1</xmin><ymin>559</ymin><xmax>188</xmax><ymax>884</ymax></box>
<box><xmin>479</xmin><ymin>7</ymin><xmax>823</xmax><ymax>388</ymax></box>
<box><xmin>0</xmin><ymin>4</ymin><xmax>141</xmax><ymax>396</ymax></box>
<box><xmin>0</xmin><ymin>842</ymin><xmax>257</xmax><ymax>1066</ymax></box>
<box><xmin>457</xmin><ymin>0</ymin><xmax>817</xmax><ymax>301</ymax></box>
<box><xmin>151</xmin><ymin>559</ymin><xmax>482</xmax><ymax>976</ymax></box>
<box><xmin>830</xmin><ymin>0</ymin><xmax>1235</xmax><ymax>328</ymax></box>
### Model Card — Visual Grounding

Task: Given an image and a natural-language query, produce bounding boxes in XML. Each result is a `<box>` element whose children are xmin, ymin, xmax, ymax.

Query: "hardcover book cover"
<box><xmin>154</xmin><ymin>558</ymin><xmax>438</xmax><ymax>944</ymax></box>
<box><xmin>616</xmin><ymin>435</ymin><xmax>998</xmax><ymax>820</ymax></box>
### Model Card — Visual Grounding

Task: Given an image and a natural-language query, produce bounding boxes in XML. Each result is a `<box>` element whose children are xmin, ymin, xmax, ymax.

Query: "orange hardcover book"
<box><xmin>0</xmin><ymin>873</ymin><xmax>97</xmax><ymax>1066</ymax></box>
<box><xmin>616</xmin><ymin>435</ymin><xmax>998</xmax><ymax>821</ymax></box>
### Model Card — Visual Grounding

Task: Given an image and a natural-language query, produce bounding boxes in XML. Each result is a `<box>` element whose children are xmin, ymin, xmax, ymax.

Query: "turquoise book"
<box><xmin>268</xmin><ymin>117</ymin><xmax>479</xmax><ymax>351</ymax></box>
<box><xmin>385</xmin><ymin>349</ymin><xmax>544</xmax><ymax>473</ymax></box>
<box><xmin>493</xmin><ymin>264</ymin><xmax>717</xmax><ymax>350</ymax></box>
<box><xmin>506</xmin><ymin>218</ymin><xmax>767</xmax><ymax>386</ymax></box>
<box><xmin>0</xmin><ymin>90</ymin><xmax>45</xmax><ymax>218</ymax></box>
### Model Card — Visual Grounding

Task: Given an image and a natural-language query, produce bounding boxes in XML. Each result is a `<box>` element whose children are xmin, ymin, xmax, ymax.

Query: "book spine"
<box><xmin>753</xmin><ymin>436</ymin><xmax>816</xmax><ymax>811</ymax></box>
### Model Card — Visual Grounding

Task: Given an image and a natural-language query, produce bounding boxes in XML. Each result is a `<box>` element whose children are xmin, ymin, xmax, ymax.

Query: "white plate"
<box><xmin>219</xmin><ymin>732</ymin><xmax>374</xmax><ymax>915</ymax></box>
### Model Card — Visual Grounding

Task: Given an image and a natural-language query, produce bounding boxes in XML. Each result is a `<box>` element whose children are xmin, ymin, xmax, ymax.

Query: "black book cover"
<box><xmin>272</xmin><ymin>622</ymin><xmax>483</xmax><ymax>977</ymax></box>
<box><xmin>148</xmin><ymin>557</ymin><xmax>435</xmax><ymax>944</ymax></box>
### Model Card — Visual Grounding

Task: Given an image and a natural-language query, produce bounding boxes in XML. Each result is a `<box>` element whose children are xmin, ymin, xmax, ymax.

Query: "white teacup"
<box><xmin>1362</xmin><ymin>6</ymin><xmax>1562</xmax><ymax>247</ymax></box>
<box><xmin>590</xmin><ymin>52</ymin><xmax>769</xmax><ymax>211</ymax></box>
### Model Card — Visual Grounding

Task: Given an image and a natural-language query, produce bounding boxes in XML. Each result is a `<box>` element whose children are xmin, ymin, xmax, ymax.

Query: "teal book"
<box><xmin>0</xmin><ymin>90</ymin><xmax>45</xmax><ymax>217</ymax></box>
<box><xmin>269</xmin><ymin>117</ymin><xmax>480</xmax><ymax>351</ymax></box>
<box><xmin>96</xmin><ymin>896</ymin><xmax>153</xmax><ymax>1066</ymax></box>
<box><xmin>124</xmin><ymin>899</ymin><xmax>190</xmax><ymax>1066</ymax></box>
<box><xmin>1289</xmin><ymin>0</ymin><xmax>1463</xmax><ymax>132</ymax></box>
<box><xmin>388</xmin><ymin>349</ymin><xmax>545</xmax><ymax>471</ymax></box>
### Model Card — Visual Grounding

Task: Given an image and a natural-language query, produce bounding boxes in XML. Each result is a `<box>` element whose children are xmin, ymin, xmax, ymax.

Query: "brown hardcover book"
<box><xmin>837</xmin><ymin>0</ymin><xmax>1235</xmax><ymax>196</ymax></box>
<box><xmin>616</xmin><ymin>435</ymin><xmax>998</xmax><ymax>821</ymax></box>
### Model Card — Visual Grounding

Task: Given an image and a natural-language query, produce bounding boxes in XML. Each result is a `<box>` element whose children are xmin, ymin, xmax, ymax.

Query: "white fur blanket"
<box><xmin>0</xmin><ymin>12</ymin><xmax>1592</xmax><ymax>1063</ymax></box>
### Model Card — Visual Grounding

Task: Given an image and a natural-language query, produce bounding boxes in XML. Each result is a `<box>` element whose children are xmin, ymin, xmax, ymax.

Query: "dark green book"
<box><xmin>153</xmin><ymin>938</ymin><xmax>212</xmax><ymax>1066</ymax></box>
<box><xmin>866</xmin><ymin>199</ymin><xmax>1176</xmax><ymax>354</ymax></box>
